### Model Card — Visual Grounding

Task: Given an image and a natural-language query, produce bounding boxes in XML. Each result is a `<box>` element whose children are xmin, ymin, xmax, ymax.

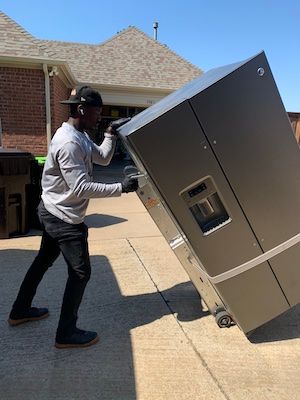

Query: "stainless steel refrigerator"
<box><xmin>118</xmin><ymin>51</ymin><xmax>300</xmax><ymax>334</ymax></box>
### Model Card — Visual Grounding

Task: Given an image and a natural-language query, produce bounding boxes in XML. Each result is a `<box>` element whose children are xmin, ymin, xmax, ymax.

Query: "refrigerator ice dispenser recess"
<box><xmin>180</xmin><ymin>177</ymin><xmax>231</xmax><ymax>236</ymax></box>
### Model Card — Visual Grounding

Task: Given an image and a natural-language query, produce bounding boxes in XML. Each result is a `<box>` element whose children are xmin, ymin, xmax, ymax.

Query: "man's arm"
<box><xmin>91</xmin><ymin>118</ymin><xmax>131</xmax><ymax>165</ymax></box>
<box><xmin>58</xmin><ymin>141</ymin><xmax>122</xmax><ymax>198</ymax></box>
<box><xmin>91</xmin><ymin>132</ymin><xmax>117</xmax><ymax>166</ymax></box>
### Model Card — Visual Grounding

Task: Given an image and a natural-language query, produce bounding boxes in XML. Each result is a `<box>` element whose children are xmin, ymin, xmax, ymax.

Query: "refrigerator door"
<box><xmin>190</xmin><ymin>51</ymin><xmax>300</xmax><ymax>307</ymax></box>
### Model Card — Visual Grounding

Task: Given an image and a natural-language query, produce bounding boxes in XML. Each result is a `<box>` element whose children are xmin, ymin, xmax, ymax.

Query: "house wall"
<box><xmin>0</xmin><ymin>66</ymin><xmax>46</xmax><ymax>154</ymax></box>
<box><xmin>288</xmin><ymin>112</ymin><xmax>300</xmax><ymax>143</ymax></box>
<box><xmin>51</xmin><ymin>75</ymin><xmax>70</xmax><ymax>135</ymax></box>
<box><xmin>0</xmin><ymin>66</ymin><xmax>69</xmax><ymax>155</ymax></box>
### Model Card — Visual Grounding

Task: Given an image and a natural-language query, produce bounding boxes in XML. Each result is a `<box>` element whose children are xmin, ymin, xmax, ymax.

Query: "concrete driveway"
<box><xmin>1</xmin><ymin>165</ymin><xmax>300</xmax><ymax>399</ymax></box>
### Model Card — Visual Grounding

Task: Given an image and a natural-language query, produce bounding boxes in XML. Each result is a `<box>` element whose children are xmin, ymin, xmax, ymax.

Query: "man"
<box><xmin>8</xmin><ymin>85</ymin><xmax>138</xmax><ymax>348</ymax></box>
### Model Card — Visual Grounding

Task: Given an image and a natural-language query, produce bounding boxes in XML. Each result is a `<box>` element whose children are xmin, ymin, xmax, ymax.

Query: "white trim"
<box><xmin>0</xmin><ymin>55</ymin><xmax>76</xmax><ymax>87</ymax></box>
<box><xmin>85</xmin><ymin>82</ymin><xmax>174</xmax><ymax>94</ymax></box>
<box><xmin>100</xmin><ymin>89</ymin><xmax>169</xmax><ymax>108</ymax></box>
<box><xmin>43</xmin><ymin>64</ymin><xmax>52</xmax><ymax>150</ymax></box>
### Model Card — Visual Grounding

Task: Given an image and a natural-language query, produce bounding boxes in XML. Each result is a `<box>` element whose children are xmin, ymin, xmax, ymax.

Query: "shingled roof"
<box><xmin>42</xmin><ymin>27</ymin><xmax>202</xmax><ymax>90</ymax></box>
<box><xmin>0</xmin><ymin>11</ymin><xmax>55</xmax><ymax>58</ymax></box>
<box><xmin>0</xmin><ymin>11</ymin><xmax>202</xmax><ymax>90</ymax></box>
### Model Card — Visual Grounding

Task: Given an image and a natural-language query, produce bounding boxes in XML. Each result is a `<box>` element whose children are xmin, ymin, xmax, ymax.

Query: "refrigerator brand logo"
<box><xmin>145</xmin><ymin>198</ymin><xmax>159</xmax><ymax>209</ymax></box>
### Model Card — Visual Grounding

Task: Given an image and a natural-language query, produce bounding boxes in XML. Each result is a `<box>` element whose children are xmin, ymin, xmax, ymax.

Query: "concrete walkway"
<box><xmin>1</xmin><ymin>169</ymin><xmax>300</xmax><ymax>399</ymax></box>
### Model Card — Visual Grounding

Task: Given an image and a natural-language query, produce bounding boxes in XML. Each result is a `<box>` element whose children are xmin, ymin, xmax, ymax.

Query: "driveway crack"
<box><xmin>127</xmin><ymin>238</ymin><xmax>231</xmax><ymax>400</ymax></box>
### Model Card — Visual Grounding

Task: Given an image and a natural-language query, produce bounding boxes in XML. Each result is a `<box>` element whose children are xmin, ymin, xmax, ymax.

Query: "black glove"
<box><xmin>121</xmin><ymin>176</ymin><xmax>138</xmax><ymax>193</ymax></box>
<box><xmin>109</xmin><ymin>117</ymin><xmax>131</xmax><ymax>134</ymax></box>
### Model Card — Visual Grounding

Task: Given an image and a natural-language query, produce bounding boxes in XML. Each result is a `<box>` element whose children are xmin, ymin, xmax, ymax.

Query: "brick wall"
<box><xmin>0</xmin><ymin>67</ymin><xmax>47</xmax><ymax>154</ymax></box>
<box><xmin>51</xmin><ymin>75</ymin><xmax>70</xmax><ymax>134</ymax></box>
<box><xmin>0</xmin><ymin>67</ymin><xmax>70</xmax><ymax>156</ymax></box>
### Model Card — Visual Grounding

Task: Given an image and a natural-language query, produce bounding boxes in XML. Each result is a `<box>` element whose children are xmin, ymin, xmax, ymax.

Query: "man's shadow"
<box><xmin>0</xmin><ymin>249</ymin><xmax>208</xmax><ymax>400</ymax></box>
<box><xmin>85</xmin><ymin>214</ymin><xmax>127</xmax><ymax>228</ymax></box>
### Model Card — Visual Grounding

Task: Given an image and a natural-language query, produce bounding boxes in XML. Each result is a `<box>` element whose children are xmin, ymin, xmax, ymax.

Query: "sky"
<box><xmin>0</xmin><ymin>0</ymin><xmax>299</xmax><ymax>111</ymax></box>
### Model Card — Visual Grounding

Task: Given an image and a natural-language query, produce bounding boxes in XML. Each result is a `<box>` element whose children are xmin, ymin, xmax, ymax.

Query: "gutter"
<box><xmin>0</xmin><ymin>55</ymin><xmax>76</xmax><ymax>82</ymax></box>
<box><xmin>85</xmin><ymin>82</ymin><xmax>176</xmax><ymax>94</ymax></box>
<box><xmin>43</xmin><ymin>63</ymin><xmax>52</xmax><ymax>150</ymax></box>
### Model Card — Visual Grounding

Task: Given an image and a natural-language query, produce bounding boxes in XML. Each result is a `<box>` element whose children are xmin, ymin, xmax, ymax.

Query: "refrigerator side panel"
<box><xmin>136</xmin><ymin>179</ymin><xmax>224</xmax><ymax>313</ymax></box>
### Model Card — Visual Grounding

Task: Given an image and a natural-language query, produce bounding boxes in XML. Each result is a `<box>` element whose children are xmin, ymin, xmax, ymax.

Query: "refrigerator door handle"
<box><xmin>209</xmin><ymin>232</ymin><xmax>300</xmax><ymax>284</ymax></box>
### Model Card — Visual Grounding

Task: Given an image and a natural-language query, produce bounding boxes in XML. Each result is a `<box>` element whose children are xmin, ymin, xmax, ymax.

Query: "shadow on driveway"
<box><xmin>1</xmin><ymin>249</ymin><xmax>207</xmax><ymax>400</ymax></box>
<box><xmin>247</xmin><ymin>304</ymin><xmax>300</xmax><ymax>343</ymax></box>
<box><xmin>85</xmin><ymin>214</ymin><xmax>127</xmax><ymax>228</ymax></box>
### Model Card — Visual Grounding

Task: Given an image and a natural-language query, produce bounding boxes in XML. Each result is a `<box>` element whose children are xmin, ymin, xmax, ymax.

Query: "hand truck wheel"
<box><xmin>215</xmin><ymin>309</ymin><xmax>233</xmax><ymax>328</ymax></box>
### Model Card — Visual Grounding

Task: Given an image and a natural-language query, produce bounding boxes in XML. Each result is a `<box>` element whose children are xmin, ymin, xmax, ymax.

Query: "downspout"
<box><xmin>43</xmin><ymin>63</ymin><xmax>52</xmax><ymax>150</ymax></box>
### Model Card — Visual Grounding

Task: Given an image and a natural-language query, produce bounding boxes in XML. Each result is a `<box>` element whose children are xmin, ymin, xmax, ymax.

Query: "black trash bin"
<box><xmin>0</xmin><ymin>149</ymin><xmax>32</xmax><ymax>238</ymax></box>
<box><xmin>26</xmin><ymin>157</ymin><xmax>44</xmax><ymax>230</ymax></box>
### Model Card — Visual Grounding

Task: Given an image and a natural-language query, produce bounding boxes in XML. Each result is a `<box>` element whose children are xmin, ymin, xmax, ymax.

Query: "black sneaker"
<box><xmin>55</xmin><ymin>329</ymin><xmax>99</xmax><ymax>349</ymax></box>
<box><xmin>8</xmin><ymin>307</ymin><xmax>49</xmax><ymax>326</ymax></box>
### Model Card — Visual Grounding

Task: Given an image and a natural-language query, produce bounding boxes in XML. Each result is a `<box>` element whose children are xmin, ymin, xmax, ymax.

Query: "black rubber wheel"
<box><xmin>215</xmin><ymin>310</ymin><xmax>233</xmax><ymax>328</ymax></box>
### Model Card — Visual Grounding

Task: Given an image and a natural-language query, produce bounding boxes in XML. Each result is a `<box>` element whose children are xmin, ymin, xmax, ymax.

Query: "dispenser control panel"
<box><xmin>188</xmin><ymin>183</ymin><xmax>207</xmax><ymax>198</ymax></box>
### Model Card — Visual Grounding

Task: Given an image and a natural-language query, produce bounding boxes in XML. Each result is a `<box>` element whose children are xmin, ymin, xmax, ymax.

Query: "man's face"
<box><xmin>81</xmin><ymin>105</ymin><xmax>102</xmax><ymax>130</ymax></box>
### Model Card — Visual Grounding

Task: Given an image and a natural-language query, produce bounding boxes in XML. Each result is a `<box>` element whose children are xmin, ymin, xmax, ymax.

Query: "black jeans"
<box><xmin>12</xmin><ymin>201</ymin><xmax>91</xmax><ymax>338</ymax></box>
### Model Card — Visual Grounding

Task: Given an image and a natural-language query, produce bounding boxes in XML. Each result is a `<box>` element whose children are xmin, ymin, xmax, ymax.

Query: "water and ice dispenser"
<box><xmin>180</xmin><ymin>177</ymin><xmax>231</xmax><ymax>236</ymax></box>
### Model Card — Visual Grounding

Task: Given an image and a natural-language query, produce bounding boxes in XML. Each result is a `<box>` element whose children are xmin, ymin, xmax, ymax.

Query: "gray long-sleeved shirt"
<box><xmin>41</xmin><ymin>122</ymin><xmax>122</xmax><ymax>224</ymax></box>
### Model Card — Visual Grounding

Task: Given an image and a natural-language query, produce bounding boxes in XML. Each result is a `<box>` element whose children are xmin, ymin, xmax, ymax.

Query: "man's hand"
<box><xmin>107</xmin><ymin>117</ymin><xmax>131</xmax><ymax>135</ymax></box>
<box><xmin>121</xmin><ymin>176</ymin><xmax>138</xmax><ymax>193</ymax></box>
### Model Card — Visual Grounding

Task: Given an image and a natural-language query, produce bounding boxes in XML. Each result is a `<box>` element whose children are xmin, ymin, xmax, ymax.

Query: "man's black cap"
<box><xmin>60</xmin><ymin>85</ymin><xmax>103</xmax><ymax>107</ymax></box>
